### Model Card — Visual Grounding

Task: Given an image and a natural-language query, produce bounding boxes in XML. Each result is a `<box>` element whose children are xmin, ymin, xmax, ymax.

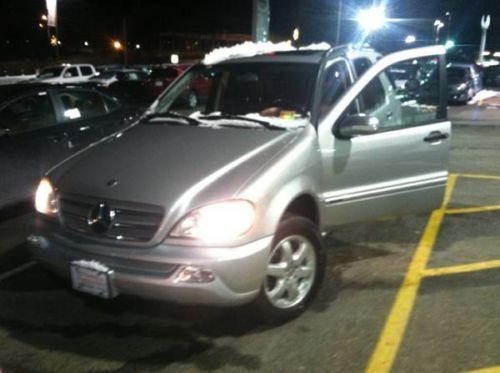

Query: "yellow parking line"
<box><xmin>456</xmin><ymin>173</ymin><xmax>500</xmax><ymax>181</ymax></box>
<box><xmin>365</xmin><ymin>175</ymin><xmax>457</xmax><ymax>373</ymax></box>
<box><xmin>446</xmin><ymin>205</ymin><xmax>500</xmax><ymax>215</ymax></box>
<box><xmin>422</xmin><ymin>260</ymin><xmax>500</xmax><ymax>278</ymax></box>
<box><xmin>466</xmin><ymin>365</ymin><xmax>500</xmax><ymax>373</ymax></box>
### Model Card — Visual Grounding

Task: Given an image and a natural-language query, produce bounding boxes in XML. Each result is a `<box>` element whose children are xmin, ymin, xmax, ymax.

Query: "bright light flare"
<box><xmin>170</xmin><ymin>200</ymin><xmax>255</xmax><ymax>242</ymax></box>
<box><xmin>357</xmin><ymin>6</ymin><xmax>386</xmax><ymax>32</ymax></box>
<box><xmin>405</xmin><ymin>35</ymin><xmax>416</xmax><ymax>44</ymax></box>
<box><xmin>35</xmin><ymin>178</ymin><xmax>58</xmax><ymax>215</ymax></box>
<box><xmin>112</xmin><ymin>40</ymin><xmax>123</xmax><ymax>50</ymax></box>
<box><xmin>445</xmin><ymin>40</ymin><xmax>455</xmax><ymax>49</ymax></box>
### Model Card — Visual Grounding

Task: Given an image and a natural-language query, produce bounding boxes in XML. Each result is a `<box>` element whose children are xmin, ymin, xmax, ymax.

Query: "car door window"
<box><xmin>58</xmin><ymin>91</ymin><xmax>107</xmax><ymax>120</ymax></box>
<box><xmin>353</xmin><ymin>58</ymin><xmax>372</xmax><ymax>78</ymax></box>
<box><xmin>0</xmin><ymin>93</ymin><xmax>56</xmax><ymax>134</ymax></box>
<box><xmin>102</xmin><ymin>95</ymin><xmax>120</xmax><ymax>112</ymax></box>
<box><xmin>80</xmin><ymin>66</ymin><xmax>94</xmax><ymax>76</ymax></box>
<box><xmin>350</xmin><ymin>56</ymin><xmax>442</xmax><ymax>131</ymax></box>
<box><xmin>64</xmin><ymin>67</ymin><xmax>79</xmax><ymax>78</ymax></box>
<box><xmin>319</xmin><ymin>60</ymin><xmax>352</xmax><ymax>121</ymax></box>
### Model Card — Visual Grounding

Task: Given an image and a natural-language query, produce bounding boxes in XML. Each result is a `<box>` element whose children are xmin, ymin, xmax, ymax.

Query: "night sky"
<box><xmin>0</xmin><ymin>0</ymin><xmax>499</xmax><ymax>58</ymax></box>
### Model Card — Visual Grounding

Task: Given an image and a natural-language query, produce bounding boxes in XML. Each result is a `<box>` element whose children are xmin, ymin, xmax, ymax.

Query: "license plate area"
<box><xmin>70</xmin><ymin>260</ymin><xmax>116</xmax><ymax>299</ymax></box>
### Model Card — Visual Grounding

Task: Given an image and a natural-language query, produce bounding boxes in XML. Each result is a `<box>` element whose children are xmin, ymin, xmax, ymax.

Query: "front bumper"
<box><xmin>29</xmin><ymin>219</ymin><xmax>273</xmax><ymax>307</ymax></box>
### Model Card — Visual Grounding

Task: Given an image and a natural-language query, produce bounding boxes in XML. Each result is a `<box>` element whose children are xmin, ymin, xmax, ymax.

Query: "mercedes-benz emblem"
<box><xmin>87</xmin><ymin>203</ymin><xmax>115</xmax><ymax>234</ymax></box>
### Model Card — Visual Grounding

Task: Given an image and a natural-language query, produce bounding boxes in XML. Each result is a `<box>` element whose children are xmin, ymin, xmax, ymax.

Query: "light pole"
<box><xmin>335</xmin><ymin>0</ymin><xmax>342</xmax><ymax>46</ymax></box>
<box><xmin>479</xmin><ymin>15</ymin><xmax>491</xmax><ymax>65</ymax></box>
<box><xmin>445</xmin><ymin>12</ymin><xmax>452</xmax><ymax>40</ymax></box>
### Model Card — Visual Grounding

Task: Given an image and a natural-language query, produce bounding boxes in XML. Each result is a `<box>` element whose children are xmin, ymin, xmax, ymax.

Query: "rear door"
<box><xmin>317</xmin><ymin>46</ymin><xmax>449</xmax><ymax>227</ymax></box>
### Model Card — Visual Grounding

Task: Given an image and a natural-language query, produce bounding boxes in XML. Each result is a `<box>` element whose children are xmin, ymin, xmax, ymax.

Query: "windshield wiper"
<box><xmin>196</xmin><ymin>114</ymin><xmax>284</xmax><ymax>131</ymax></box>
<box><xmin>142</xmin><ymin>111</ymin><xmax>200</xmax><ymax>126</ymax></box>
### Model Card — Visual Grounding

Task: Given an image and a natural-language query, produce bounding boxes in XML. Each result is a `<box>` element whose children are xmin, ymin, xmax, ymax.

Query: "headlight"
<box><xmin>457</xmin><ymin>83</ymin><xmax>467</xmax><ymax>91</ymax></box>
<box><xmin>35</xmin><ymin>178</ymin><xmax>58</xmax><ymax>215</ymax></box>
<box><xmin>169</xmin><ymin>200</ymin><xmax>255</xmax><ymax>243</ymax></box>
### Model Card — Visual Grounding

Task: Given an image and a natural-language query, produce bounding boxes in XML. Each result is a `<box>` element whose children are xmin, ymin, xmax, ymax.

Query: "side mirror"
<box><xmin>63</xmin><ymin>73</ymin><xmax>72</xmax><ymax>78</ymax></box>
<box><xmin>336</xmin><ymin>114</ymin><xmax>379</xmax><ymax>138</ymax></box>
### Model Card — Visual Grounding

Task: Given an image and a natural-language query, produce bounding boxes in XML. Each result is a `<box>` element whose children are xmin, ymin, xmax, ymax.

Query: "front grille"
<box><xmin>59</xmin><ymin>194</ymin><xmax>164</xmax><ymax>243</ymax></box>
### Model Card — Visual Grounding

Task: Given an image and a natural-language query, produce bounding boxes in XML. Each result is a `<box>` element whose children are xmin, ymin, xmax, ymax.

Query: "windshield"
<box><xmin>152</xmin><ymin>63</ymin><xmax>317</xmax><ymax>129</ymax></box>
<box><xmin>447</xmin><ymin>67</ymin><xmax>467</xmax><ymax>80</ymax></box>
<box><xmin>38</xmin><ymin>67</ymin><xmax>64</xmax><ymax>79</ymax></box>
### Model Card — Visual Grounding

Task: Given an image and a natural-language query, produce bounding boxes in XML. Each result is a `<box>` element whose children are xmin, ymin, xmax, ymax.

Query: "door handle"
<box><xmin>79</xmin><ymin>125</ymin><xmax>90</xmax><ymax>131</ymax></box>
<box><xmin>386</xmin><ymin>111</ymin><xmax>393</xmax><ymax>119</ymax></box>
<box><xmin>423</xmin><ymin>131</ymin><xmax>449</xmax><ymax>143</ymax></box>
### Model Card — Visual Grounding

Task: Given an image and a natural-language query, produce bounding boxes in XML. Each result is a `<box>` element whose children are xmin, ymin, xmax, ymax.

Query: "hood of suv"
<box><xmin>52</xmin><ymin>121</ymin><xmax>299</xmax><ymax>215</ymax></box>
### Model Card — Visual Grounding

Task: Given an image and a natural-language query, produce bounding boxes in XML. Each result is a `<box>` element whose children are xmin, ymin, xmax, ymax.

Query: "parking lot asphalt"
<box><xmin>0</xmin><ymin>123</ymin><xmax>499</xmax><ymax>373</ymax></box>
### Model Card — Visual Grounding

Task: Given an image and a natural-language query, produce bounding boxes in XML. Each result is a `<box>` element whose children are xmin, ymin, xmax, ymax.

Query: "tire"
<box><xmin>187</xmin><ymin>90</ymin><xmax>198</xmax><ymax>108</ymax></box>
<box><xmin>251</xmin><ymin>215</ymin><xmax>325</xmax><ymax>324</ymax></box>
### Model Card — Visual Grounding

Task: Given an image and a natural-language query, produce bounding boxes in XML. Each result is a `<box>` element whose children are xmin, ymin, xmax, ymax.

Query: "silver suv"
<box><xmin>30</xmin><ymin>45</ymin><xmax>450</xmax><ymax>322</ymax></box>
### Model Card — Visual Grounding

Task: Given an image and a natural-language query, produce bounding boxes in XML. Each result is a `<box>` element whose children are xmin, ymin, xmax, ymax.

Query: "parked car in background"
<box><xmin>85</xmin><ymin>69</ymin><xmax>151</xmax><ymax>106</ymax></box>
<box><xmin>0</xmin><ymin>84</ymin><xmax>136</xmax><ymax>212</ymax></box>
<box><xmin>447</xmin><ymin>63</ymin><xmax>482</xmax><ymax>104</ymax></box>
<box><xmin>30</xmin><ymin>44</ymin><xmax>450</xmax><ymax>323</ymax></box>
<box><xmin>483</xmin><ymin>65</ymin><xmax>500</xmax><ymax>87</ymax></box>
<box><xmin>33</xmin><ymin>64</ymin><xmax>97</xmax><ymax>84</ymax></box>
<box><xmin>144</xmin><ymin>65</ymin><xmax>188</xmax><ymax>99</ymax></box>
<box><xmin>145</xmin><ymin>64</ymin><xmax>212</xmax><ymax>106</ymax></box>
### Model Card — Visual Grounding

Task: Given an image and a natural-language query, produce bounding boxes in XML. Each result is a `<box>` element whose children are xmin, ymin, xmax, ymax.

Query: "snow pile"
<box><xmin>203</xmin><ymin>41</ymin><xmax>331</xmax><ymax>65</ymax></box>
<box><xmin>299</xmin><ymin>42</ymin><xmax>331</xmax><ymax>51</ymax></box>
<box><xmin>468</xmin><ymin>89</ymin><xmax>499</xmax><ymax>105</ymax></box>
<box><xmin>190</xmin><ymin>111</ymin><xmax>310</xmax><ymax>130</ymax></box>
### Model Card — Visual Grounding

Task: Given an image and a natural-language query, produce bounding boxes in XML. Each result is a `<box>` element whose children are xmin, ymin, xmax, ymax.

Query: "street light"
<box><xmin>112</xmin><ymin>40</ymin><xmax>123</xmax><ymax>51</ymax></box>
<box><xmin>135</xmin><ymin>44</ymin><xmax>141</xmax><ymax>49</ymax></box>
<box><xmin>405</xmin><ymin>35</ymin><xmax>416</xmax><ymax>44</ymax></box>
<box><xmin>357</xmin><ymin>6</ymin><xmax>386</xmax><ymax>32</ymax></box>
<box><xmin>445</xmin><ymin>40</ymin><xmax>455</xmax><ymax>49</ymax></box>
<box><xmin>434</xmin><ymin>19</ymin><xmax>444</xmax><ymax>44</ymax></box>
<box><xmin>84</xmin><ymin>41</ymin><xmax>89</xmax><ymax>47</ymax></box>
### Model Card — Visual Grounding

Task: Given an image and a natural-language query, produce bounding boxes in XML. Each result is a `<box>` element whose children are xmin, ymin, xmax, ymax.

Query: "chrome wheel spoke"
<box><xmin>295</xmin><ymin>265</ymin><xmax>313</xmax><ymax>279</ymax></box>
<box><xmin>294</xmin><ymin>242</ymin><xmax>310</xmax><ymax>263</ymax></box>
<box><xmin>269</xmin><ymin>279</ymin><xmax>287</xmax><ymax>301</ymax></box>
<box><xmin>267</xmin><ymin>263</ymin><xmax>287</xmax><ymax>278</ymax></box>
<box><xmin>281</xmin><ymin>241</ymin><xmax>294</xmax><ymax>264</ymax></box>
<box><xmin>286</xmin><ymin>280</ymin><xmax>300</xmax><ymax>301</ymax></box>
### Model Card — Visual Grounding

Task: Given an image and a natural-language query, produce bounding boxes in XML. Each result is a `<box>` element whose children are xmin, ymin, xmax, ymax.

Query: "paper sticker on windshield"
<box><xmin>64</xmin><ymin>108</ymin><xmax>81</xmax><ymax>120</ymax></box>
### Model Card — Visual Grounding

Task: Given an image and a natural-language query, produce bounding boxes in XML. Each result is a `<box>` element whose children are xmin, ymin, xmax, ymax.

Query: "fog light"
<box><xmin>175</xmin><ymin>266</ymin><xmax>215</xmax><ymax>283</ymax></box>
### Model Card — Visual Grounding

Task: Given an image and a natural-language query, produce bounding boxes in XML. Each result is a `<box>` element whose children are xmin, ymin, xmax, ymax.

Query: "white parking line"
<box><xmin>0</xmin><ymin>261</ymin><xmax>36</xmax><ymax>282</ymax></box>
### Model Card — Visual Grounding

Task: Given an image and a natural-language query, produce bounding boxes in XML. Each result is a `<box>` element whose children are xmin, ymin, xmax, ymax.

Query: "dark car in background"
<box><xmin>447</xmin><ymin>63</ymin><xmax>482</xmax><ymax>104</ymax></box>
<box><xmin>0</xmin><ymin>84</ymin><xmax>136</xmax><ymax>213</ymax></box>
<box><xmin>86</xmin><ymin>69</ymin><xmax>151</xmax><ymax>106</ymax></box>
<box><xmin>483</xmin><ymin>65</ymin><xmax>500</xmax><ymax>87</ymax></box>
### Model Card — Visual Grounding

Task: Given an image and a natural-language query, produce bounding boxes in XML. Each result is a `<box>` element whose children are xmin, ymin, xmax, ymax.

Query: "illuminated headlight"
<box><xmin>457</xmin><ymin>83</ymin><xmax>467</xmax><ymax>92</ymax></box>
<box><xmin>169</xmin><ymin>200</ymin><xmax>255</xmax><ymax>243</ymax></box>
<box><xmin>35</xmin><ymin>178</ymin><xmax>58</xmax><ymax>215</ymax></box>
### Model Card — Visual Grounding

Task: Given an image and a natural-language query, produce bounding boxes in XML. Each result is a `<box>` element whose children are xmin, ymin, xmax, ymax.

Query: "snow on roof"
<box><xmin>203</xmin><ymin>41</ymin><xmax>331</xmax><ymax>65</ymax></box>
